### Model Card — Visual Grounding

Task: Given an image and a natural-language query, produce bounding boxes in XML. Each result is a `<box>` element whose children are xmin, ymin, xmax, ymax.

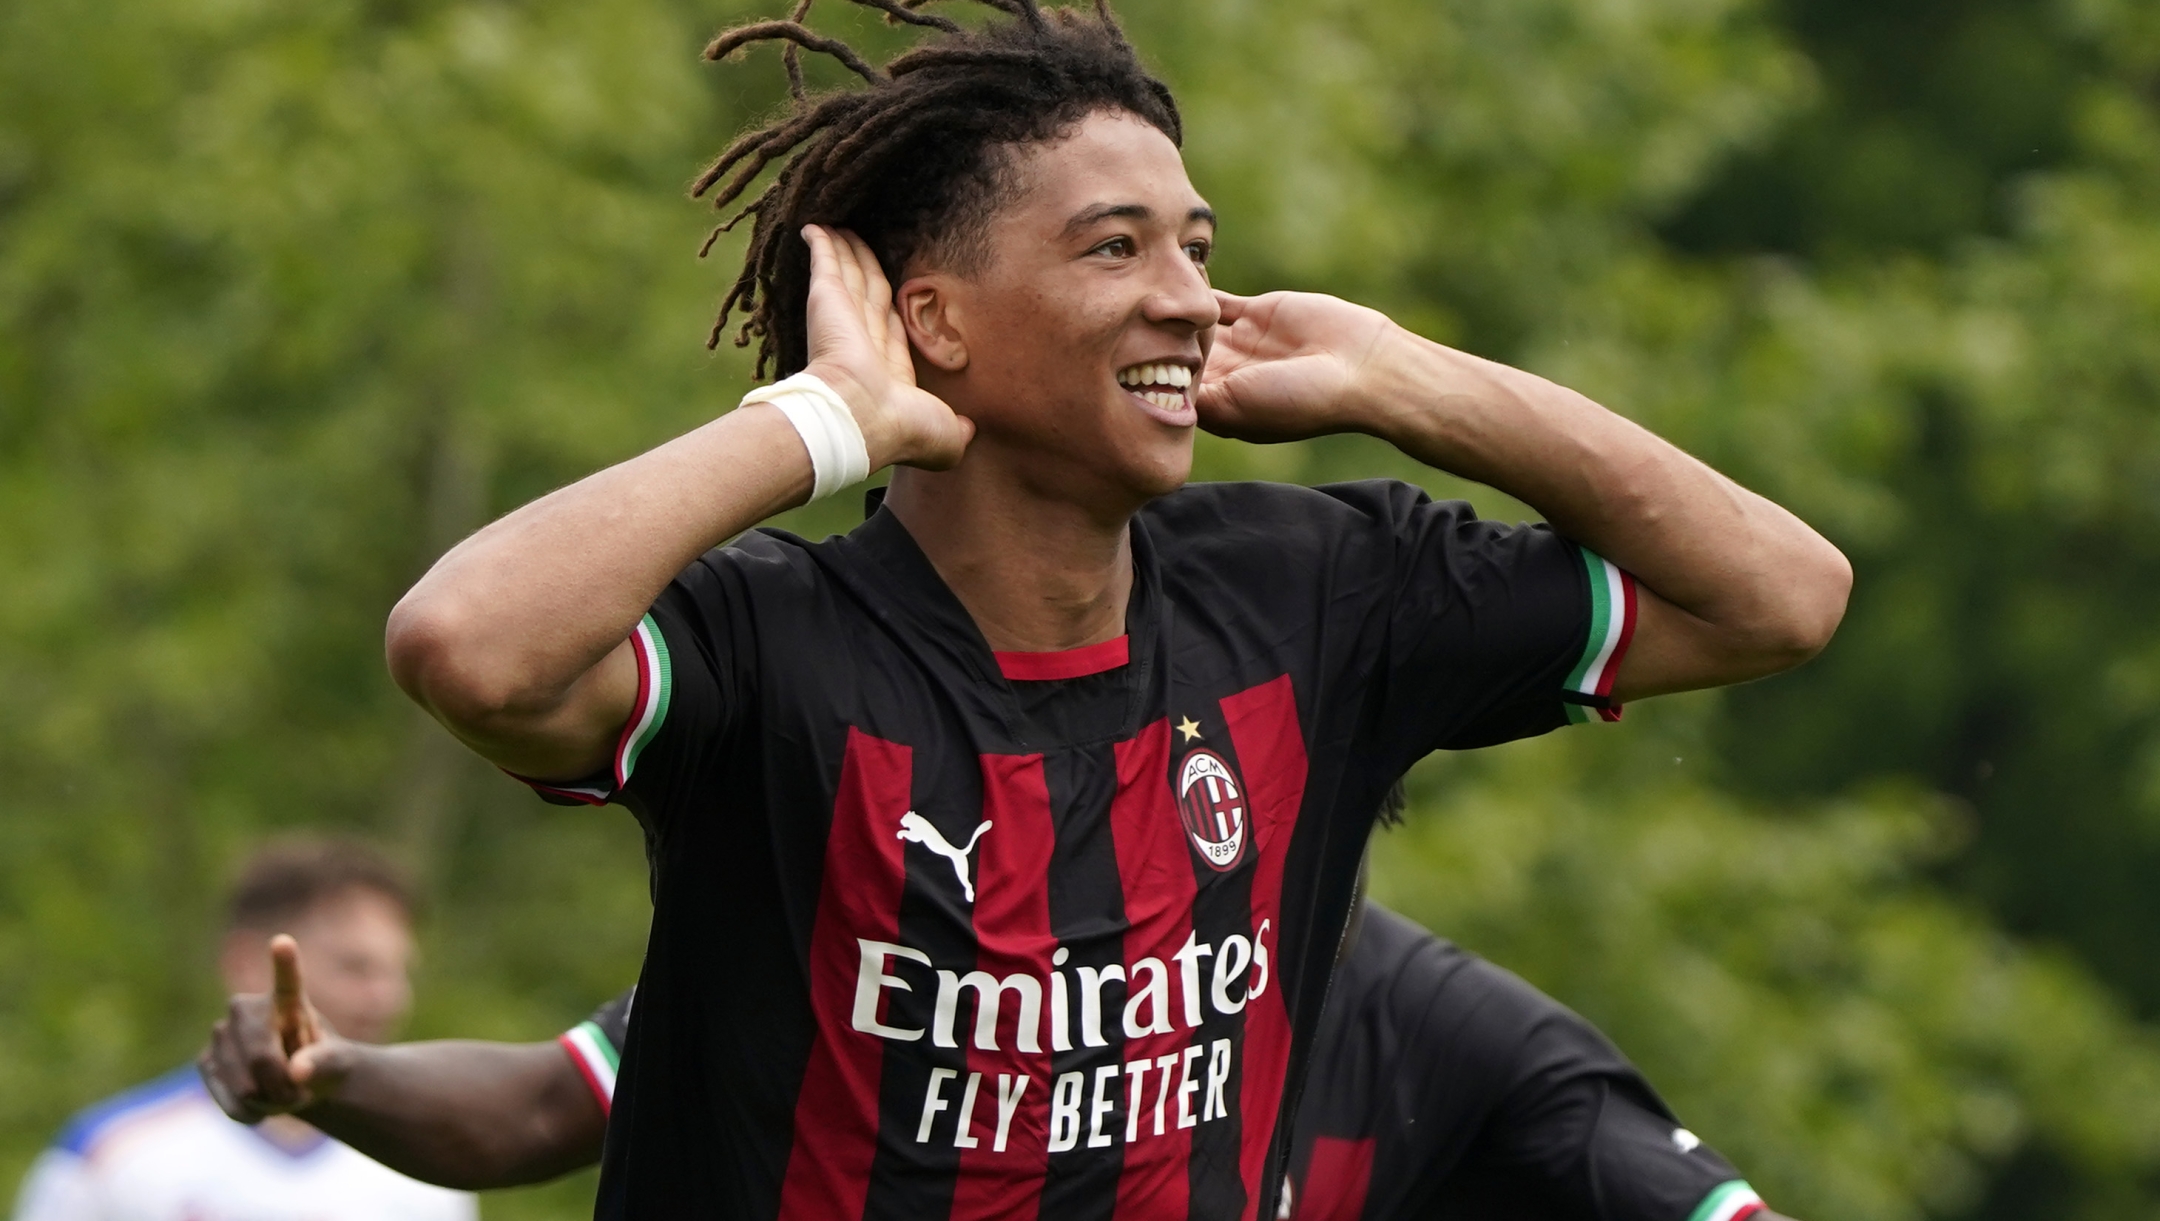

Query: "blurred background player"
<box><xmin>11</xmin><ymin>839</ymin><xmax>473</xmax><ymax>1221</ymax></box>
<box><xmin>198</xmin><ymin>902</ymin><xmax>1790</xmax><ymax>1221</ymax></box>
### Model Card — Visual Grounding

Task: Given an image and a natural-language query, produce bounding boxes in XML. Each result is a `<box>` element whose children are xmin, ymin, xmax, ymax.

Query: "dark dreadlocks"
<box><xmin>691</xmin><ymin>0</ymin><xmax>1182</xmax><ymax>378</ymax></box>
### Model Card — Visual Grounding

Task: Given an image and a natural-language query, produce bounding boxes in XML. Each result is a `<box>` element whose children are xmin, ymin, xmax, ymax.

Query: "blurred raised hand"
<box><xmin>198</xmin><ymin>935</ymin><xmax>358</xmax><ymax>1122</ymax></box>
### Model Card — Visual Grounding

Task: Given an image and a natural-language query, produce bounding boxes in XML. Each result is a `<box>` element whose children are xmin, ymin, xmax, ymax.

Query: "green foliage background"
<box><xmin>6</xmin><ymin>0</ymin><xmax>2160</xmax><ymax>1216</ymax></box>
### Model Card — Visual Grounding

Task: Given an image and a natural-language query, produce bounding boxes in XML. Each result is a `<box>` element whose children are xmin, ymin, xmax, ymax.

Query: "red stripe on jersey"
<box><xmin>1222</xmin><ymin>675</ymin><xmax>1308</xmax><ymax>1221</ymax></box>
<box><xmin>1597</xmin><ymin>571</ymin><xmax>1640</xmax><ymax>720</ymax></box>
<box><xmin>1290</xmin><ymin>1136</ymin><xmax>1374</xmax><ymax>1221</ymax></box>
<box><xmin>777</xmin><ymin>729</ymin><xmax>913</xmax><ymax>1221</ymax></box>
<box><xmin>995</xmin><ymin>636</ymin><xmax>1131</xmax><ymax>682</ymax></box>
<box><xmin>500</xmin><ymin>767</ymin><xmax>610</xmax><ymax>806</ymax></box>
<box><xmin>611</xmin><ymin>625</ymin><xmax>655</xmax><ymax>787</ymax></box>
<box><xmin>556</xmin><ymin>1034</ymin><xmax>611</xmax><ymax>1116</ymax></box>
<box><xmin>949</xmin><ymin>753</ymin><xmax>1059</xmax><ymax>1221</ymax></box>
<box><xmin>1731</xmin><ymin>1205</ymin><xmax>1766</xmax><ymax>1221</ymax></box>
<box><xmin>1108</xmin><ymin>717</ymin><xmax>1201</xmax><ymax>1221</ymax></box>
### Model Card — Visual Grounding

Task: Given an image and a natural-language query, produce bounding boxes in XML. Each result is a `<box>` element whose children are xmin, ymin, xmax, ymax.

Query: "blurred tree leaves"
<box><xmin>9</xmin><ymin>0</ymin><xmax>2160</xmax><ymax>1218</ymax></box>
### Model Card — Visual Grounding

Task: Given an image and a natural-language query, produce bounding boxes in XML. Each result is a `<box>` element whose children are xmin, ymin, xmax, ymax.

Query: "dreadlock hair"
<box><xmin>691</xmin><ymin>0</ymin><xmax>1182</xmax><ymax>378</ymax></box>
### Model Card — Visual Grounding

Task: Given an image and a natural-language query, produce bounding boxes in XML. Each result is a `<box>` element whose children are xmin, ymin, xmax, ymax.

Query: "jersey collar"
<box><xmin>823</xmin><ymin>499</ymin><xmax>1165</xmax><ymax>745</ymax></box>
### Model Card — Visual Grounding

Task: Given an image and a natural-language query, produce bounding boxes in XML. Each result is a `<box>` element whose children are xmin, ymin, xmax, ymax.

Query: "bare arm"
<box><xmin>386</xmin><ymin>227</ymin><xmax>971</xmax><ymax>780</ymax></box>
<box><xmin>300</xmin><ymin>1040</ymin><xmax>604</xmax><ymax>1189</ymax></box>
<box><xmin>1197</xmin><ymin>291</ymin><xmax>1850</xmax><ymax>699</ymax></box>
<box><xmin>197</xmin><ymin>937</ymin><xmax>606</xmax><ymax>1188</ymax></box>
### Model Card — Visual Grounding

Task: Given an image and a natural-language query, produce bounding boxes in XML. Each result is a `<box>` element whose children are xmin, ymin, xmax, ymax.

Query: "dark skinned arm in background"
<box><xmin>198</xmin><ymin>935</ymin><xmax>604</xmax><ymax>1189</ymax></box>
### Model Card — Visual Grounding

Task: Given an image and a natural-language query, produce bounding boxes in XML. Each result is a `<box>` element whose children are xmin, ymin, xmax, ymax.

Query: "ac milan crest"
<box><xmin>1176</xmin><ymin>749</ymin><xmax>1248</xmax><ymax>871</ymax></box>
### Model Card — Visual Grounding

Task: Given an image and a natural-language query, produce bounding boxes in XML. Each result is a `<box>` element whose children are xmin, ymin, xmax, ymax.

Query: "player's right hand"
<box><xmin>197</xmin><ymin>934</ymin><xmax>358</xmax><ymax>1123</ymax></box>
<box><xmin>798</xmin><ymin>224</ymin><xmax>975</xmax><ymax>473</ymax></box>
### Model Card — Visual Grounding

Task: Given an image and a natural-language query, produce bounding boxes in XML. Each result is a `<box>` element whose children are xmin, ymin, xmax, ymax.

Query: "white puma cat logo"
<box><xmin>897</xmin><ymin>811</ymin><xmax>992</xmax><ymax>903</ymax></box>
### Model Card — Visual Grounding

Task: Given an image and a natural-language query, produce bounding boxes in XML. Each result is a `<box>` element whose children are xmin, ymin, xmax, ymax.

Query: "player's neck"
<box><xmin>885</xmin><ymin>461</ymin><xmax>1135</xmax><ymax>655</ymax></box>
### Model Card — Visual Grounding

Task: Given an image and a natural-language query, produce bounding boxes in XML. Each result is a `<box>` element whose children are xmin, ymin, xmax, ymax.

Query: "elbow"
<box><xmin>1739</xmin><ymin>536</ymin><xmax>1853</xmax><ymax>673</ymax></box>
<box><xmin>384</xmin><ymin>592</ymin><xmax>533</xmax><ymax>733</ymax></box>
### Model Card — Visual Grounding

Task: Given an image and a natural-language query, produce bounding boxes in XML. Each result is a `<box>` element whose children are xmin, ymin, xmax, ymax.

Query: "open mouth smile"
<box><xmin>1116</xmin><ymin>361</ymin><xmax>1197</xmax><ymax>426</ymax></box>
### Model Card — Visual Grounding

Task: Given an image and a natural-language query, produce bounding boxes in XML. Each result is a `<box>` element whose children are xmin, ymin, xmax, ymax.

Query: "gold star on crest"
<box><xmin>1176</xmin><ymin>716</ymin><xmax>1203</xmax><ymax>743</ymax></box>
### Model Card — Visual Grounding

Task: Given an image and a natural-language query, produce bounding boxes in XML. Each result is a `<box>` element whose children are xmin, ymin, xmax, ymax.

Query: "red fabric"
<box><xmin>1108</xmin><ymin>717</ymin><xmax>1201</xmax><ymax>1221</ymax></box>
<box><xmin>503</xmin><ymin>771</ymin><xmax>608</xmax><ymax>806</ymax></box>
<box><xmin>1596</xmin><ymin>568</ymin><xmax>1640</xmax><ymax>721</ymax></box>
<box><xmin>776</xmin><ymin>729</ymin><xmax>913</xmax><ymax>1221</ymax></box>
<box><xmin>948</xmin><ymin>753</ymin><xmax>1060</xmax><ymax>1221</ymax></box>
<box><xmin>994</xmin><ymin>636</ymin><xmax>1131</xmax><ymax>681</ymax></box>
<box><xmin>1292</xmin><ymin>1137</ymin><xmax>1376</xmax><ymax>1221</ymax></box>
<box><xmin>556</xmin><ymin>1034</ymin><xmax>610</xmax><ymax>1116</ymax></box>
<box><xmin>611</xmin><ymin>623</ymin><xmax>657</xmax><ymax>786</ymax></box>
<box><xmin>1223</xmin><ymin>675</ymin><xmax>1309</xmax><ymax>1221</ymax></box>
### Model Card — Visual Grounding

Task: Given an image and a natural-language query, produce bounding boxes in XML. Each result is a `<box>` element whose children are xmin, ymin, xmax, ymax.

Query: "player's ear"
<box><xmin>896</xmin><ymin>274</ymin><xmax>968</xmax><ymax>374</ymax></box>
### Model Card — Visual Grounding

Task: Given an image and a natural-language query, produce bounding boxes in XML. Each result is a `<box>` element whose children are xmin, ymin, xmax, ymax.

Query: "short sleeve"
<box><xmin>1318</xmin><ymin>481</ymin><xmax>1638</xmax><ymax>757</ymax></box>
<box><xmin>1375</xmin><ymin>948</ymin><xmax>1617</xmax><ymax>1207</ymax></box>
<box><xmin>1439</xmin><ymin>998</ymin><xmax>1763</xmax><ymax>1221</ymax></box>
<box><xmin>509</xmin><ymin>552</ymin><xmax>746</xmax><ymax>823</ymax></box>
<box><xmin>1581</xmin><ymin>1091</ymin><xmax>1761</xmax><ymax>1221</ymax></box>
<box><xmin>560</xmin><ymin>989</ymin><xmax>635</xmax><ymax>1111</ymax></box>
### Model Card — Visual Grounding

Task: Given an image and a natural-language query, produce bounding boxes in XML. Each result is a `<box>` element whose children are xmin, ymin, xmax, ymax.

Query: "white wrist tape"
<box><xmin>741</xmin><ymin>372</ymin><xmax>872</xmax><ymax>502</ymax></box>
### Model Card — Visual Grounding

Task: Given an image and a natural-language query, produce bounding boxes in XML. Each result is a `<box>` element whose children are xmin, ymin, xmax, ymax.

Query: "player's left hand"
<box><xmin>198</xmin><ymin>935</ymin><xmax>359</xmax><ymax>1122</ymax></box>
<box><xmin>1195</xmin><ymin>289</ymin><xmax>1398</xmax><ymax>442</ymax></box>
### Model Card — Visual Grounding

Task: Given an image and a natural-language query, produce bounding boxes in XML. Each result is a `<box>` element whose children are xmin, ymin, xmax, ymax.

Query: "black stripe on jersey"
<box><xmin>1041</xmin><ymin>744</ymin><xmax>1129</xmax><ymax>1221</ymax></box>
<box><xmin>863</xmin><ymin>752</ymin><xmax>986</xmax><ymax>1221</ymax></box>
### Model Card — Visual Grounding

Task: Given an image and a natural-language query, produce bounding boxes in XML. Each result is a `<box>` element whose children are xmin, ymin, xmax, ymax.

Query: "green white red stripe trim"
<box><xmin>1563</xmin><ymin>546</ymin><xmax>1638</xmax><ymax>724</ymax></box>
<box><xmin>613</xmin><ymin>615</ymin><xmax>672</xmax><ymax>788</ymax></box>
<box><xmin>559</xmin><ymin>1020</ymin><xmax>621</xmax><ymax>1112</ymax></box>
<box><xmin>1687</xmin><ymin>1181</ymin><xmax>1765</xmax><ymax>1221</ymax></box>
<box><xmin>510</xmin><ymin>614</ymin><xmax>673</xmax><ymax>806</ymax></box>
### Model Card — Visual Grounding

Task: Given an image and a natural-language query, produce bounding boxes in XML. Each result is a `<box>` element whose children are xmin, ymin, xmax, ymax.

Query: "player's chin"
<box><xmin>1111</xmin><ymin>433</ymin><xmax>1194</xmax><ymax>500</ymax></box>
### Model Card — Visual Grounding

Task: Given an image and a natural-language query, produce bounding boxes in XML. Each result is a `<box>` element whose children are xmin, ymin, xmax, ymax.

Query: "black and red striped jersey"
<box><xmin>532</xmin><ymin>479</ymin><xmax>1638</xmax><ymax>1221</ymax></box>
<box><xmin>564</xmin><ymin>902</ymin><xmax>1764</xmax><ymax>1221</ymax></box>
<box><xmin>1282</xmin><ymin>905</ymin><xmax>1764</xmax><ymax>1221</ymax></box>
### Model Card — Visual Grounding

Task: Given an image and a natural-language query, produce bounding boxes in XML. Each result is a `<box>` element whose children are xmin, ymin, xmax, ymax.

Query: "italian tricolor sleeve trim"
<box><xmin>559</xmin><ymin>1020</ymin><xmax>621</xmax><ymax>1113</ymax></box>
<box><xmin>505</xmin><ymin>614</ymin><xmax>674</xmax><ymax>807</ymax></box>
<box><xmin>1562</xmin><ymin>546</ymin><xmax>1638</xmax><ymax>724</ymax></box>
<box><xmin>613</xmin><ymin>614</ymin><xmax>673</xmax><ymax>789</ymax></box>
<box><xmin>1687</xmin><ymin>1181</ymin><xmax>1765</xmax><ymax>1221</ymax></box>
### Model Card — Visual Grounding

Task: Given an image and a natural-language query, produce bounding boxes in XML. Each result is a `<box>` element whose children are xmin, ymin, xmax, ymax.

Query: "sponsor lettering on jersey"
<box><xmin>850</xmin><ymin>926</ymin><xmax>1272</xmax><ymax>1154</ymax></box>
<box><xmin>1175</xmin><ymin>748</ymin><xmax>1248</xmax><ymax>871</ymax></box>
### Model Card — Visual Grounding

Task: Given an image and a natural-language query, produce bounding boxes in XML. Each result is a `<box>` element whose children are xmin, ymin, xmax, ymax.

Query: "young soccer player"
<box><xmin>384</xmin><ymin>4</ymin><xmax>1849</xmax><ymax>1216</ymax></box>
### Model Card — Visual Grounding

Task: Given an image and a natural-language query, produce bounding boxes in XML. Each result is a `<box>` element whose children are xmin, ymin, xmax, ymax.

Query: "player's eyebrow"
<box><xmin>1063</xmin><ymin>203</ymin><xmax>1216</xmax><ymax>237</ymax></box>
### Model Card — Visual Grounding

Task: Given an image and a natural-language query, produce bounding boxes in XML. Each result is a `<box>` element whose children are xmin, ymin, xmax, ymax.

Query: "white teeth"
<box><xmin>1117</xmin><ymin>362</ymin><xmax>1194</xmax><ymax>389</ymax></box>
<box><xmin>1140</xmin><ymin>390</ymin><xmax>1185</xmax><ymax>411</ymax></box>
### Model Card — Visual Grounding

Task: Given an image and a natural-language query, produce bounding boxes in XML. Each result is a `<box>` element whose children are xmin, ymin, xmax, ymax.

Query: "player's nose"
<box><xmin>1141</xmin><ymin>245</ymin><xmax>1220</xmax><ymax>333</ymax></box>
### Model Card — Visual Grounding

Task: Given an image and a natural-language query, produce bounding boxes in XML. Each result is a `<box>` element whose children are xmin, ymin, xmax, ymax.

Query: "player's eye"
<box><xmin>1089</xmin><ymin>236</ymin><xmax>1137</xmax><ymax>259</ymax></box>
<box><xmin>1184</xmin><ymin>238</ymin><xmax>1212</xmax><ymax>266</ymax></box>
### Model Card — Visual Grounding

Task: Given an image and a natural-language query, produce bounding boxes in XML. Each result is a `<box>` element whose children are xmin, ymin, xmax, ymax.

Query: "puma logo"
<box><xmin>897</xmin><ymin>811</ymin><xmax>992</xmax><ymax>903</ymax></box>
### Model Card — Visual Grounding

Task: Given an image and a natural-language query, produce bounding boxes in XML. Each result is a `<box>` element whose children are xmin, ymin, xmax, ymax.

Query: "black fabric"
<box><xmin>572</xmin><ymin>480</ymin><xmax>1598</xmax><ymax>1220</ymax></box>
<box><xmin>587</xmin><ymin>990</ymin><xmax>634</xmax><ymax>1057</ymax></box>
<box><xmin>1285</xmin><ymin>905</ymin><xmax>1746</xmax><ymax>1221</ymax></box>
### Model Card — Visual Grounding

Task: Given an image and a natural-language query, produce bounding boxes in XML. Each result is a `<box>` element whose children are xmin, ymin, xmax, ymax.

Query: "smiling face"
<box><xmin>899</xmin><ymin>109</ymin><xmax>1218</xmax><ymax>510</ymax></box>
